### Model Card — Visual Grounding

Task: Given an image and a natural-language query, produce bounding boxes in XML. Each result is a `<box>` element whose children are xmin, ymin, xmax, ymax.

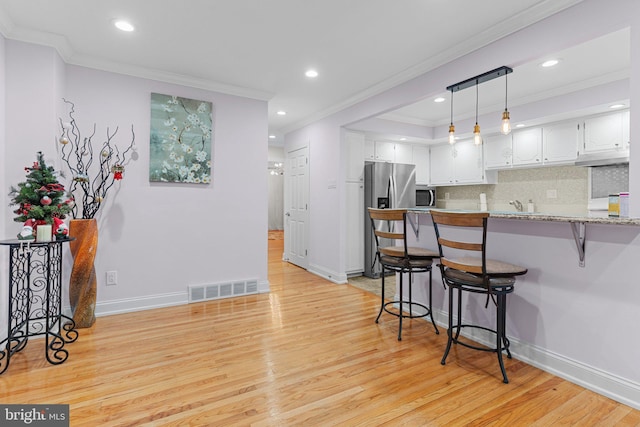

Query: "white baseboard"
<box><xmin>64</xmin><ymin>280</ymin><xmax>272</xmax><ymax>319</ymax></box>
<box><xmin>308</xmin><ymin>263</ymin><xmax>347</xmax><ymax>284</ymax></box>
<box><xmin>415</xmin><ymin>307</ymin><xmax>640</xmax><ymax>410</ymax></box>
<box><xmin>95</xmin><ymin>292</ymin><xmax>187</xmax><ymax>317</ymax></box>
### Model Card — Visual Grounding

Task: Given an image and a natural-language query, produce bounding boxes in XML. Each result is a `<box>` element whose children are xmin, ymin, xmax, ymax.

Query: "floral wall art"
<box><xmin>149</xmin><ymin>93</ymin><xmax>213</xmax><ymax>183</ymax></box>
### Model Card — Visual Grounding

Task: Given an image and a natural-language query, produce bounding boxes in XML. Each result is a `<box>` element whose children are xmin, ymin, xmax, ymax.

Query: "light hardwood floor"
<box><xmin>1</xmin><ymin>236</ymin><xmax>639</xmax><ymax>426</ymax></box>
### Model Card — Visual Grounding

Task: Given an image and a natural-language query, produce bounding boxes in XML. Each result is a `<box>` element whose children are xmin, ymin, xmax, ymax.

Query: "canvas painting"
<box><xmin>149</xmin><ymin>93</ymin><xmax>213</xmax><ymax>183</ymax></box>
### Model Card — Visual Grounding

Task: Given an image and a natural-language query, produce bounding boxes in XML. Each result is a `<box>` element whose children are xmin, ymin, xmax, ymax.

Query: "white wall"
<box><xmin>1</xmin><ymin>39</ymin><xmax>269</xmax><ymax>322</ymax></box>
<box><xmin>0</xmin><ymin>33</ymin><xmax>6</xmax><ymax>337</ymax></box>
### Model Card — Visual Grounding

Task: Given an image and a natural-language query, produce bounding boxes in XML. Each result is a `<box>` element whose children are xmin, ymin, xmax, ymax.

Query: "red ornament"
<box><xmin>41</xmin><ymin>196</ymin><xmax>52</xmax><ymax>206</ymax></box>
<box><xmin>112</xmin><ymin>164</ymin><xmax>124</xmax><ymax>181</ymax></box>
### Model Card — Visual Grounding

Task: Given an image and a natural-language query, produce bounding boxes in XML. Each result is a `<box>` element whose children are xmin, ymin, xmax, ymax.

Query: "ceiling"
<box><xmin>1</xmin><ymin>0</ymin><xmax>622</xmax><ymax>146</ymax></box>
<box><xmin>376</xmin><ymin>27</ymin><xmax>630</xmax><ymax>142</ymax></box>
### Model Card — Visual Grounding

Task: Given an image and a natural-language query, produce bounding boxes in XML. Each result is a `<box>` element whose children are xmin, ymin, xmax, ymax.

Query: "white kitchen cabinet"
<box><xmin>542</xmin><ymin>121</ymin><xmax>579</xmax><ymax>164</ymax></box>
<box><xmin>483</xmin><ymin>133</ymin><xmax>512</xmax><ymax>169</ymax></box>
<box><xmin>395</xmin><ymin>143</ymin><xmax>413</xmax><ymax>164</ymax></box>
<box><xmin>374</xmin><ymin>141</ymin><xmax>395</xmax><ymax>162</ymax></box>
<box><xmin>583</xmin><ymin>110</ymin><xmax>629</xmax><ymax>153</ymax></box>
<box><xmin>430</xmin><ymin>144</ymin><xmax>455</xmax><ymax>185</ymax></box>
<box><xmin>413</xmin><ymin>145</ymin><xmax>430</xmax><ymax>184</ymax></box>
<box><xmin>454</xmin><ymin>139</ymin><xmax>484</xmax><ymax>183</ymax></box>
<box><xmin>345</xmin><ymin>181</ymin><xmax>364</xmax><ymax>274</ymax></box>
<box><xmin>364</xmin><ymin>138</ymin><xmax>375</xmax><ymax>161</ymax></box>
<box><xmin>512</xmin><ymin>128</ymin><xmax>543</xmax><ymax>166</ymax></box>
<box><xmin>345</xmin><ymin>131</ymin><xmax>365</xmax><ymax>182</ymax></box>
<box><xmin>430</xmin><ymin>139</ymin><xmax>486</xmax><ymax>185</ymax></box>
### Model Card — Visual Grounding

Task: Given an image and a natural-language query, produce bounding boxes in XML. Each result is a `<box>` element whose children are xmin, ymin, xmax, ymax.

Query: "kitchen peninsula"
<box><xmin>402</xmin><ymin>207</ymin><xmax>640</xmax><ymax>409</ymax></box>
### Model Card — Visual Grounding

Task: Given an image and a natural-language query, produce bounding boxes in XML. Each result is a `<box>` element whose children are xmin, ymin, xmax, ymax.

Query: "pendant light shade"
<box><xmin>448</xmin><ymin>89</ymin><xmax>455</xmax><ymax>144</ymax></box>
<box><xmin>473</xmin><ymin>81</ymin><xmax>482</xmax><ymax>145</ymax></box>
<box><xmin>501</xmin><ymin>73</ymin><xmax>512</xmax><ymax>135</ymax></box>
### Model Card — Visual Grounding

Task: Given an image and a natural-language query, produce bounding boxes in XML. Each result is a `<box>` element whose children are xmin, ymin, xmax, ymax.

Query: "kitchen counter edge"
<box><xmin>408</xmin><ymin>208</ymin><xmax>640</xmax><ymax>226</ymax></box>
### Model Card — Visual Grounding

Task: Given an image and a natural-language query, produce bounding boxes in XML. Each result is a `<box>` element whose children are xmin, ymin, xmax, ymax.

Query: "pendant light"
<box><xmin>448</xmin><ymin>89</ymin><xmax>455</xmax><ymax>144</ymax></box>
<box><xmin>473</xmin><ymin>81</ymin><xmax>482</xmax><ymax>145</ymax></box>
<box><xmin>501</xmin><ymin>72</ymin><xmax>512</xmax><ymax>135</ymax></box>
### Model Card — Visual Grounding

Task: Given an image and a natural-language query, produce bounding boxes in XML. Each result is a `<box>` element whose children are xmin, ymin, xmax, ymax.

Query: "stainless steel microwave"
<box><xmin>416</xmin><ymin>185</ymin><xmax>436</xmax><ymax>207</ymax></box>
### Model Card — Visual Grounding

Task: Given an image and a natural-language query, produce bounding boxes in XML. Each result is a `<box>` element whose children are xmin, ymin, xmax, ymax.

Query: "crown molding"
<box><xmin>0</xmin><ymin>4</ymin><xmax>273</xmax><ymax>102</ymax></box>
<box><xmin>66</xmin><ymin>53</ymin><xmax>274</xmax><ymax>101</ymax></box>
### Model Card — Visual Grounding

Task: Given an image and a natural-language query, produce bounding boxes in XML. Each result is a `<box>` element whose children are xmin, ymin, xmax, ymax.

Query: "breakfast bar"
<box><xmin>408</xmin><ymin>208</ymin><xmax>640</xmax><ymax>266</ymax></box>
<box><xmin>400</xmin><ymin>208</ymin><xmax>640</xmax><ymax>407</ymax></box>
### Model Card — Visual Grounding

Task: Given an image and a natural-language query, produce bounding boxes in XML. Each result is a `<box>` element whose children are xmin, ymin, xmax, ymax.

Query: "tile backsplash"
<box><xmin>435</xmin><ymin>165</ymin><xmax>588</xmax><ymax>215</ymax></box>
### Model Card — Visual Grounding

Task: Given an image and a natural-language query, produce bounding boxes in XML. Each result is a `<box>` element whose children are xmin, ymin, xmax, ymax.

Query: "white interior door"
<box><xmin>284</xmin><ymin>146</ymin><xmax>309</xmax><ymax>269</ymax></box>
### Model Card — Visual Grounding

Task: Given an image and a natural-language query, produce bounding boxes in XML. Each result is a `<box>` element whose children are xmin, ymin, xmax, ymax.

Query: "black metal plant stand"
<box><xmin>0</xmin><ymin>239</ymin><xmax>77</xmax><ymax>374</ymax></box>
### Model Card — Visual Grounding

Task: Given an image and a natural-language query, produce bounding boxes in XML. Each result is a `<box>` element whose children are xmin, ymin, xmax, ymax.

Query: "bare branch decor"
<box><xmin>58</xmin><ymin>99</ymin><xmax>136</xmax><ymax>219</ymax></box>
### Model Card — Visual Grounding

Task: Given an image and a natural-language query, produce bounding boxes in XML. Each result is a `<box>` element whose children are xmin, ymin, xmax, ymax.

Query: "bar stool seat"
<box><xmin>431</xmin><ymin>210</ymin><xmax>527</xmax><ymax>383</ymax></box>
<box><xmin>368</xmin><ymin>208</ymin><xmax>439</xmax><ymax>341</ymax></box>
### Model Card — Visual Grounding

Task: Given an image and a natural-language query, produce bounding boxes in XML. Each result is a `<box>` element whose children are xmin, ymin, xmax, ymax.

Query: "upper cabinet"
<box><xmin>484</xmin><ymin>120</ymin><xmax>579</xmax><ymax>171</ymax></box>
<box><xmin>364</xmin><ymin>138</ymin><xmax>375</xmax><ymax>161</ymax></box>
<box><xmin>345</xmin><ymin>131</ymin><xmax>365</xmax><ymax>182</ymax></box>
<box><xmin>412</xmin><ymin>145</ymin><xmax>430</xmax><ymax>185</ymax></box>
<box><xmin>430</xmin><ymin>139</ymin><xmax>491</xmax><ymax>185</ymax></box>
<box><xmin>374</xmin><ymin>140</ymin><xmax>395</xmax><ymax>162</ymax></box>
<box><xmin>583</xmin><ymin>110</ymin><xmax>630</xmax><ymax>153</ymax></box>
<box><xmin>365</xmin><ymin>140</ymin><xmax>416</xmax><ymax>164</ymax></box>
<box><xmin>484</xmin><ymin>133</ymin><xmax>512</xmax><ymax>169</ymax></box>
<box><xmin>542</xmin><ymin>121</ymin><xmax>579</xmax><ymax>164</ymax></box>
<box><xmin>395</xmin><ymin>143</ymin><xmax>413</xmax><ymax>164</ymax></box>
<box><xmin>512</xmin><ymin>128</ymin><xmax>543</xmax><ymax>166</ymax></box>
<box><xmin>430</xmin><ymin>144</ymin><xmax>455</xmax><ymax>185</ymax></box>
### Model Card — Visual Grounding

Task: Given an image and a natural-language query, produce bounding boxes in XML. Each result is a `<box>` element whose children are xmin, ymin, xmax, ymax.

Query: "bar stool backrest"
<box><xmin>367</xmin><ymin>208</ymin><xmax>408</xmax><ymax>259</ymax></box>
<box><xmin>430</xmin><ymin>210</ymin><xmax>489</xmax><ymax>277</ymax></box>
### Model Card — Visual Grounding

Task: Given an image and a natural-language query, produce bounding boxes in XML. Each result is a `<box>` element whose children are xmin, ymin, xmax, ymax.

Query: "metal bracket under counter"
<box><xmin>570</xmin><ymin>221</ymin><xmax>586</xmax><ymax>267</ymax></box>
<box><xmin>406</xmin><ymin>211</ymin><xmax>424</xmax><ymax>239</ymax></box>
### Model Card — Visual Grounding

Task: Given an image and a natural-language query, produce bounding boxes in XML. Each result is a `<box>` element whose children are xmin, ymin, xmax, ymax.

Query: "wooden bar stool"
<box><xmin>368</xmin><ymin>208</ymin><xmax>439</xmax><ymax>341</ymax></box>
<box><xmin>430</xmin><ymin>210</ymin><xmax>527</xmax><ymax>383</ymax></box>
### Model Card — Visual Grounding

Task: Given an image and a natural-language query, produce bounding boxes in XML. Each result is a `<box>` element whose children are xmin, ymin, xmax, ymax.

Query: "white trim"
<box><xmin>64</xmin><ymin>292</ymin><xmax>187</xmax><ymax>318</ymax></box>
<box><xmin>308</xmin><ymin>263</ymin><xmax>347</xmax><ymax>284</ymax></box>
<box><xmin>416</xmin><ymin>308</ymin><xmax>640</xmax><ymax>410</ymax></box>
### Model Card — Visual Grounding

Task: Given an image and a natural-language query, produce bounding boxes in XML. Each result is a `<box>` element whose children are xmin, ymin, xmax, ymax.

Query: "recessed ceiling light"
<box><xmin>114</xmin><ymin>20</ymin><xmax>135</xmax><ymax>32</ymax></box>
<box><xmin>305</xmin><ymin>69</ymin><xmax>319</xmax><ymax>78</ymax></box>
<box><xmin>516</xmin><ymin>123</ymin><xmax>526</xmax><ymax>128</ymax></box>
<box><xmin>434</xmin><ymin>97</ymin><xmax>446</xmax><ymax>103</ymax></box>
<box><xmin>541</xmin><ymin>59</ymin><xmax>559</xmax><ymax>68</ymax></box>
<box><xmin>276</xmin><ymin>111</ymin><xmax>287</xmax><ymax>116</ymax></box>
<box><xmin>609</xmin><ymin>103</ymin><xmax>626</xmax><ymax>109</ymax></box>
<box><xmin>269</xmin><ymin>135</ymin><xmax>276</xmax><ymax>139</ymax></box>
<box><xmin>400</xmin><ymin>137</ymin><xmax>407</xmax><ymax>141</ymax></box>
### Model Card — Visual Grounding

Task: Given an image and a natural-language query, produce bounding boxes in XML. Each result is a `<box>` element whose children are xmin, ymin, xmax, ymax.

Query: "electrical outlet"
<box><xmin>106</xmin><ymin>271</ymin><xmax>118</xmax><ymax>286</ymax></box>
<box><xmin>546</xmin><ymin>189</ymin><xmax>557</xmax><ymax>199</ymax></box>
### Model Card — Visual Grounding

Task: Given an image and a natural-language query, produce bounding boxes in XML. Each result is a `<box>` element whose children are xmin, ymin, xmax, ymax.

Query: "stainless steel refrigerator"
<box><xmin>364</xmin><ymin>162</ymin><xmax>416</xmax><ymax>278</ymax></box>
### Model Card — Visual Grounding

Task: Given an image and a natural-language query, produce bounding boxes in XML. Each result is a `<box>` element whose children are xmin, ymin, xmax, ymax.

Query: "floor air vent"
<box><xmin>189</xmin><ymin>279</ymin><xmax>258</xmax><ymax>303</ymax></box>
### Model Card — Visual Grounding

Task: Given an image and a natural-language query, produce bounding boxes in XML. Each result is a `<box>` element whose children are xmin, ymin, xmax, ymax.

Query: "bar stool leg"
<box><xmin>375</xmin><ymin>269</ymin><xmax>386</xmax><ymax>324</ymax></box>
<box><xmin>441</xmin><ymin>284</ymin><xmax>454</xmax><ymax>365</ymax></box>
<box><xmin>496</xmin><ymin>293</ymin><xmax>509</xmax><ymax>384</ymax></box>
<box><xmin>500</xmin><ymin>294</ymin><xmax>512</xmax><ymax>359</ymax></box>
<box><xmin>397</xmin><ymin>272</ymin><xmax>404</xmax><ymax>341</ymax></box>
<box><xmin>428</xmin><ymin>268</ymin><xmax>439</xmax><ymax>334</ymax></box>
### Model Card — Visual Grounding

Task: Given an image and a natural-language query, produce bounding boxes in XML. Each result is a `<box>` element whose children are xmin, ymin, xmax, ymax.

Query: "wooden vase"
<box><xmin>69</xmin><ymin>218</ymin><xmax>98</xmax><ymax>328</ymax></box>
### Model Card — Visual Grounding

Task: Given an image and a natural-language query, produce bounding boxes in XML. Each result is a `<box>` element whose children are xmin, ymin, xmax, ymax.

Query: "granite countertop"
<box><xmin>408</xmin><ymin>207</ymin><xmax>640</xmax><ymax>226</ymax></box>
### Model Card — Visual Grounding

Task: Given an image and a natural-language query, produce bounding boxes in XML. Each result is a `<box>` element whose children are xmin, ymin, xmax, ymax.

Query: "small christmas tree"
<box><xmin>9</xmin><ymin>151</ymin><xmax>73</xmax><ymax>239</ymax></box>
